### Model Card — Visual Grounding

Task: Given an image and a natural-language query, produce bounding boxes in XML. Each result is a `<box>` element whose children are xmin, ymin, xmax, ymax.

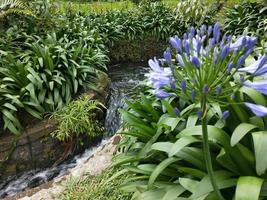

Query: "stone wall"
<box><xmin>0</xmin><ymin>73</ymin><xmax>110</xmax><ymax>181</ymax></box>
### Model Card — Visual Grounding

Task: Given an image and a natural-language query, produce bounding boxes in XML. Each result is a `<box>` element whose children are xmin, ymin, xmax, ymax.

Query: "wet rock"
<box><xmin>6</xmin><ymin>135</ymin><xmax>121</xmax><ymax>200</ymax></box>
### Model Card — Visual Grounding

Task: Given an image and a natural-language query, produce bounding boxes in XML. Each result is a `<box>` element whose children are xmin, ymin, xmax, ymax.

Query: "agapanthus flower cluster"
<box><xmin>146</xmin><ymin>23</ymin><xmax>267</xmax><ymax>117</ymax></box>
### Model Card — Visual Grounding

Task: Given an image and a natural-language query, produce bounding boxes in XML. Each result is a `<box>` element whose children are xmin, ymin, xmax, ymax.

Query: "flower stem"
<box><xmin>201</xmin><ymin>97</ymin><xmax>224</xmax><ymax>200</ymax></box>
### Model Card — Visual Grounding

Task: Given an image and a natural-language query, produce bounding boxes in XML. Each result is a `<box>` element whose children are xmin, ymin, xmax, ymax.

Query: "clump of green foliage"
<box><xmin>223</xmin><ymin>1</ymin><xmax>267</xmax><ymax>40</ymax></box>
<box><xmin>51</xmin><ymin>95</ymin><xmax>105</xmax><ymax>142</ymax></box>
<box><xmin>59</xmin><ymin>168</ymin><xmax>131</xmax><ymax>200</ymax></box>
<box><xmin>174</xmin><ymin>0</ymin><xmax>218</xmax><ymax>29</ymax></box>
<box><xmin>0</xmin><ymin>0</ymin><xmax>34</xmax><ymax>18</ymax></box>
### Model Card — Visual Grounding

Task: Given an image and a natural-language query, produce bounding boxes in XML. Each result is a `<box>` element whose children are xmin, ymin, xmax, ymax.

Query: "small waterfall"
<box><xmin>0</xmin><ymin>64</ymin><xmax>146</xmax><ymax>198</ymax></box>
<box><xmin>104</xmin><ymin>65</ymin><xmax>147</xmax><ymax>135</ymax></box>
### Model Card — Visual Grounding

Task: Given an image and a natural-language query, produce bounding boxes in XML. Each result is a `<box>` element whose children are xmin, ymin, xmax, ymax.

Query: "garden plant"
<box><xmin>113</xmin><ymin>23</ymin><xmax>267</xmax><ymax>199</ymax></box>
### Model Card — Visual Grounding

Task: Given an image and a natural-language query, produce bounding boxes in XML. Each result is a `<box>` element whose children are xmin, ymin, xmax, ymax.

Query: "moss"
<box><xmin>59</xmin><ymin>168</ymin><xmax>132</xmax><ymax>200</ymax></box>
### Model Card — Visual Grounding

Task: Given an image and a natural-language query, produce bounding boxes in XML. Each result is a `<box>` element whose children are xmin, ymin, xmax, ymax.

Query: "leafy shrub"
<box><xmin>174</xmin><ymin>0</ymin><xmax>217</xmax><ymax>29</ymax></box>
<box><xmin>0</xmin><ymin>0</ymin><xmax>34</xmax><ymax>18</ymax></box>
<box><xmin>139</xmin><ymin>2</ymin><xmax>180</xmax><ymax>40</ymax></box>
<box><xmin>0</xmin><ymin>30</ymin><xmax>108</xmax><ymax>134</ymax></box>
<box><xmin>223</xmin><ymin>1</ymin><xmax>267</xmax><ymax>40</ymax></box>
<box><xmin>51</xmin><ymin>95</ymin><xmax>104</xmax><ymax>142</ymax></box>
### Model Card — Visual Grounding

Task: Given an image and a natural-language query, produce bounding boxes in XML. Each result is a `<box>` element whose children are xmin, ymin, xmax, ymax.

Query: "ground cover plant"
<box><xmin>59</xmin><ymin>168</ymin><xmax>132</xmax><ymax>200</ymax></box>
<box><xmin>112</xmin><ymin>22</ymin><xmax>267</xmax><ymax>199</ymax></box>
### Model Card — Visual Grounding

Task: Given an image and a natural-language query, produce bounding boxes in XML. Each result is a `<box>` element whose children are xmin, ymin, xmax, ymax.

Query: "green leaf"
<box><xmin>186</xmin><ymin>114</ymin><xmax>198</xmax><ymax>128</ymax></box>
<box><xmin>120</xmin><ymin>181</ymin><xmax>148</xmax><ymax>192</ymax></box>
<box><xmin>151</xmin><ymin>142</ymin><xmax>173</xmax><ymax>153</ymax></box>
<box><xmin>235</xmin><ymin>176</ymin><xmax>263</xmax><ymax>200</ymax></box>
<box><xmin>231</xmin><ymin>123</ymin><xmax>258</xmax><ymax>146</ymax></box>
<box><xmin>179</xmin><ymin>177</ymin><xmax>199</xmax><ymax>193</ymax></box>
<box><xmin>216</xmin><ymin>148</ymin><xmax>239</xmax><ymax>174</ymax></box>
<box><xmin>140</xmin><ymin>189</ymin><xmax>165</xmax><ymax>200</ymax></box>
<box><xmin>148</xmin><ymin>157</ymin><xmax>179</xmax><ymax>188</ymax></box>
<box><xmin>191</xmin><ymin>171</ymin><xmax>237</xmax><ymax>199</ymax></box>
<box><xmin>120</xmin><ymin>109</ymin><xmax>155</xmax><ymax>135</ymax></box>
<box><xmin>158</xmin><ymin>116</ymin><xmax>180</xmax><ymax>131</ymax></box>
<box><xmin>161</xmin><ymin>99</ymin><xmax>177</xmax><ymax>117</ymax></box>
<box><xmin>169</xmin><ymin>136</ymin><xmax>199</xmax><ymax>157</ymax></box>
<box><xmin>252</xmin><ymin>131</ymin><xmax>267</xmax><ymax>175</ymax></box>
<box><xmin>162</xmin><ymin>185</ymin><xmax>185</xmax><ymax>200</ymax></box>
<box><xmin>240</xmin><ymin>87</ymin><xmax>266</xmax><ymax>106</ymax></box>
<box><xmin>178</xmin><ymin>167</ymin><xmax>206</xmax><ymax>179</ymax></box>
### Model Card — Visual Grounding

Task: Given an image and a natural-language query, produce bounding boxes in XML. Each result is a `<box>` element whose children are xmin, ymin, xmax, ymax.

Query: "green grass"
<box><xmin>52</xmin><ymin>0</ymin><xmax>263</xmax><ymax>15</ymax></box>
<box><xmin>53</xmin><ymin>0</ymin><xmax>134</xmax><ymax>14</ymax></box>
<box><xmin>59</xmin><ymin>168</ymin><xmax>132</xmax><ymax>200</ymax></box>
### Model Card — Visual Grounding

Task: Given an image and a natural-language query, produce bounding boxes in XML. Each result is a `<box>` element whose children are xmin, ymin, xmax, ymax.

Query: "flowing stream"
<box><xmin>0</xmin><ymin>64</ymin><xmax>146</xmax><ymax>199</ymax></box>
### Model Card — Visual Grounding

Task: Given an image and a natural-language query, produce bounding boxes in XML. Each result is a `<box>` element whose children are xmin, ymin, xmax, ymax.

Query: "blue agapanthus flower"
<box><xmin>145</xmin><ymin>22</ymin><xmax>267</xmax><ymax>117</ymax></box>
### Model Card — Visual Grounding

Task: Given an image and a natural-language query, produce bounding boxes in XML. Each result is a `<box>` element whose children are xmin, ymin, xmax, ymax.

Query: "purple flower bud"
<box><xmin>198</xmin><ymin>110</ymin><xmax>203</xmax><ymax>118</ymax></box>
<box><xmin>237</xmin><ymin>55</ymin><xmax>246</xmax><ymax>68</ymax></box>
<box><xmin>221</xmin><ymin>110</ymin><xmax>230</xmax><ymax>120</ymax></box>
<box><xmin>208</xmin><ymin>26</ymin><xmax>212</xmax><ymax>36</ymax></box>
<box><xmin>203</xmin><ymin>84</ymin><xmax>209</xmax><ymax>93</ymax></box>
<box><xmin>184</xmin><ymin>40</ymin><xmax>190</xmax><ymax>56</ymax></box>
<box><xmin>183</xmin><ymin>33</ymin><xmax>188</xmax><ymax>40</ymax></box>
<box><xmin>196</xmin><ymin>39</ymin><xmax>202</xmax><ymax>55</ymax></box>
<box><xmin>221</xmin><ymin>45</ymin><xmax>230</xmax><ymax>60</ymax></box>
<box><xmin>180</xmin><ymin>80</ymin><xmax>187</xmax><ymax>91</ymax></box>
<box><xmin>191</xmin><ymin>56</ymin><xmax>201</xmax><ymax>68</ymax></box>
<box><xmin>230</xmin><ymin>36</ymin><xmax>247</xmax><ymax>50</ymax></box>
<box><xmin>242</xmin><ymin>37</ymin><xmax>247</xmax><ymax>46</ymax></box>
<box><xmin>164</xmin><ymin>48</ymin><xmax>172</xmax><ymax>64</ymax></box>
<box><xmin>189</xmin><ymin>27</ymin><xmax>195</xmax><ymax>39</ymax></box>
<box><xmin>191</xmin><ymin>89</ymin><xmax>196</xmax><ymax>101</ymax></box>
<box><xmin>155</xmin><ymin>90</ymin><xmax>172</xmax><ymax>99</ymax></box>
<box><xmin>220</xmin><ymin>35</ymin><xmax>227</xmax><ymax>48</ymax></box>
<box><xmin>171</xmin><ymin>81</ymin><xmax>176</xmax><ymax>90</ymax></box>
<box><xmin>244</xmin><ymin>48</ymin><xmax>253</xmax><ymax>58</ymax></box>
<box><xmin>246</xmin><ymin>37</ymin><xmax>257</xmax><ymax>51</ymax></box>
<box><xmin>174</xmin><ymin>107</ymin><xmax>180</xmax><ymax>116</ymax></box>
<box><xmin>176</xmin><ymin>54</ymin><xmax>185</xmax><ymax>67</ymax></box>
<box><xmin>209</xmin><ymin>38</ymin><xmax>216</xmax><ymax>49</ymax></box>
<box><xmin>213</xmin><ymin>22</ymin><xmax>220</xmax><ymax>42</ymax></box>
<box><xmin>227</xmin><ymin>36</ymin><xmax>232</xmax><ymax>43</ymax></box>
<box><xmin>216</xmin><ymin>86</ymin><xmax>222</xmax><ymax>95</ymax></box>
<box><xmin>227</xmin><ymin>62</ymin><xmax>234</xmax><ymax>73</ymax></box>
<box><xmin>170</xmin><ymin>36</ymin><xmax>182</xmax><ymax>53</ymax></box>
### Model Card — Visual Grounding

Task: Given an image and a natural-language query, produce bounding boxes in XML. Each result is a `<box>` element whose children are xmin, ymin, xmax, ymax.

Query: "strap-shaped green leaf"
<box><xmin>191</xmin><ymin>171</ymin><xmax>236</xmax><ymax>199</ymax></box>
<box><xmin>235</xmin><ymin>176</ymin><xmax>263</xmax><ymax>200</ymax></box>
<box><xmin>151</xmin><ymin>142</ymin><xmax>173</xmax><ymax>153</ymax></box>
<box><xmin>231</xmin><ymin>123</ymin><xmax>258</xmax><ymax>146</ymax></box>
<box><xmin>252</xmin><ymin>131</ymin><xmax>267</xmax><ymax>175</ymax></box>
<box><xmin>168</xmin><ymin>136</ymin><xmax>199</xmax><ymax>157</ymax></box>
<box><xmin>148</xmin><ymin>157</ymin><xmax>179</xmax><ymax>188</ymax></box>
<box><xmin>162</xmin><ymin>185</ymin><xmax>185</xmax><ymax>200</ymax></box>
